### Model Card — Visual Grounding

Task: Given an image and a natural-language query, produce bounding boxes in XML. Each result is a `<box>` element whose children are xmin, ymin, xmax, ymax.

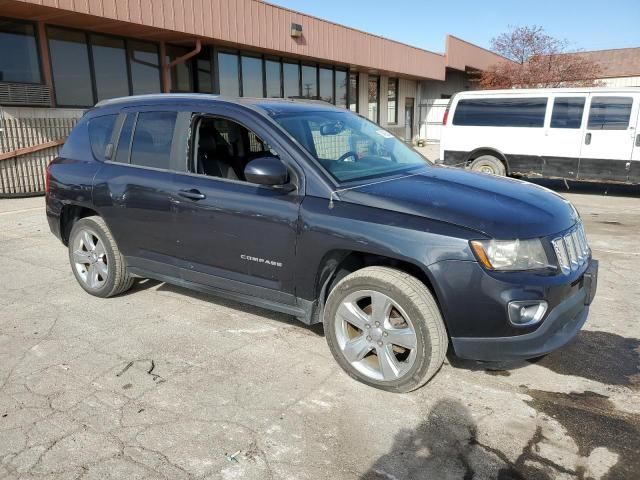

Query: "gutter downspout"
<box><xmin>161</xmin><ymin>39</ymin><xmax>202</xmax><ymax>93</ymax></box>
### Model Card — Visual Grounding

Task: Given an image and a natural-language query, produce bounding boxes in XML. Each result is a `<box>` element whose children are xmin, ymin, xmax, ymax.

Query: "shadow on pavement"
<box><xmin>360</xmin><ymin>399</ymin><xmax>557</xmax><ymax>480</ymax></box>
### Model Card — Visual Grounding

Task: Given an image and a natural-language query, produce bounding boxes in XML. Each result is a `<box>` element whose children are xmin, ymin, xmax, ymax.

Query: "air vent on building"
<box><xmin>0</xmin><ymin>83</ymin><xmax>52</xmax><ymax>107</ymax></box>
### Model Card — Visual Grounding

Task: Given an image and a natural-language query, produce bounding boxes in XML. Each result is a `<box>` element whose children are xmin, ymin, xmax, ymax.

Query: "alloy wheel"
<box><xmin>72</xmin><ymin>228</ymin><xmax>108</xmax><ymax>290</ymax></box>
<box><xmin>334</xmin><ymin>290</ymin><xmax>418</xmax><ymax>381</ymax></box>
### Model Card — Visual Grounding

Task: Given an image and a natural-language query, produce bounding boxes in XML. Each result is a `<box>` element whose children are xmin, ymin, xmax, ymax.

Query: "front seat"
<box><xmin>197</xmin><ymin>126</ymin><xmax>240</xmax><ymax>181</ymax></box>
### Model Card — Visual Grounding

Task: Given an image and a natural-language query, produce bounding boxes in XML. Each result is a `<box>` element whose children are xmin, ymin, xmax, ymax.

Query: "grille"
<box><xmin>551</xmin><ymin>222</ymin><xmax>590</xmax><ymax>274</ymax></box>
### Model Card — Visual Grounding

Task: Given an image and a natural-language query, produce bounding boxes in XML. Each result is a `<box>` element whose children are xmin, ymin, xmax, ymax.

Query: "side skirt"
<box><xmin>127</xmin><ymin>266</ymin><xmax>315</xmax><ymax>324</ymax></box>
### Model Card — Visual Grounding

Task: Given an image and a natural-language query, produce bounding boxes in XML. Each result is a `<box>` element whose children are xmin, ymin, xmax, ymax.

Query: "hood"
<box><xmin>338</xmin><ymin>166</ymin><xmax>579</xmax><ymax>239</ymax></box>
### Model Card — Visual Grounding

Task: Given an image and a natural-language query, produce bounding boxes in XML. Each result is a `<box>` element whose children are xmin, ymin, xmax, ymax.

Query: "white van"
<box><xmin>440</xmin><ymin>88</ymin><xmax>640</xmax><ymax>184</ymax></box>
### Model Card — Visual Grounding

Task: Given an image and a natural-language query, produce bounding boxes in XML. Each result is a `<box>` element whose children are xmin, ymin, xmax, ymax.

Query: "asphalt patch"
<box><xmin>525</xmin><ymin>389</ymin><xmax>640</xmax><ymax>479</ymax></box>
<box><xmin>529</xmin><ymin>330</ymin><xmax>640</xmax><ymax>387</ymax></box>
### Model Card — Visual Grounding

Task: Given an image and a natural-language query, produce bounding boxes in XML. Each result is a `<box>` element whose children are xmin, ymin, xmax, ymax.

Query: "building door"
<box><xmin>405</xmin><ymin>98</ymin><xmax>414</xmax><ymax>142</ymax></box>
<box><xmin>578</xmin><ymin>93</ymin><xmax>638</xmax><ymax>183</ymax></box>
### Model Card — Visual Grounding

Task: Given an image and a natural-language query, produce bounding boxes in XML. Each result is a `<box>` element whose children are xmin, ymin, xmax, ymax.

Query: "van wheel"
<box><xmin>323</xmin><ymin>267</ymin><xmax>447</xmax><ymax>392</ymax></box>
<box><xmin>470</xmin><ymin>155</ymin><xmax>506</xmax><ymax>176</ymax></box>
<box><xmin>68</xmin><ymin>216</ymin><xmax>134</xmax><ymax>298</ymax></box>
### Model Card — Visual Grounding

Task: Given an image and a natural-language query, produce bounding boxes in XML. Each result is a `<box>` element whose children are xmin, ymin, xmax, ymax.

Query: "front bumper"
<box><xmin>450</xmin><ymin>259</ymin><xmax>598</xmax><ymax>361</ymax></box>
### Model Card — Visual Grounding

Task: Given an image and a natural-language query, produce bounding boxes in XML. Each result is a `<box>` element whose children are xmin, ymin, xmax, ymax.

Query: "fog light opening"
<box><xmin>508</xmin><ymin>300</ymin><xmax>548</xmax><ymax>327</ymax></box>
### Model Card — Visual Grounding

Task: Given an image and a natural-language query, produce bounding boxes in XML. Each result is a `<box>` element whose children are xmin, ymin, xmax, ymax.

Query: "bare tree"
<box><xmin>479</xmin><ymin>25</ymin><xmax>602</xmax><ymax>89</ymax></box>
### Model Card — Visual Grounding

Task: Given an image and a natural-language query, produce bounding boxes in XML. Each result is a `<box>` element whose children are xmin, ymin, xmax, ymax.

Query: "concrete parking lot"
<box><xmin>0</xmin><ymin>186</ymin><xmax>639</xmax><ymax>480</ymax></box>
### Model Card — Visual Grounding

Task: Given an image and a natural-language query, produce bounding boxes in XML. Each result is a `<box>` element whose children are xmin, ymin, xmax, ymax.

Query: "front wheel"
<box><xmin>68</xmin><ymin>216</ymin><xmax>134</xmax><ymax>298</ymax></box>
<box><xmin>323</xmin><ymin>267</ymin><xmax>447</xmax><ymax>392</ymax></box>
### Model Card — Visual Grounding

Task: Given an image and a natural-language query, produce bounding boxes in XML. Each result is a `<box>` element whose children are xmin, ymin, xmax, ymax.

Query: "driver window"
<box><xmin>192</xmin><ymin>117</ymin><xmax>275</xmax><ymax>181</ymax></box>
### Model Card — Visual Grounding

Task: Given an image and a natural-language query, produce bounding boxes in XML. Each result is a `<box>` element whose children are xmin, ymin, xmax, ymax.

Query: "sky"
<box><xmin>269</xmin><ymin>0</ymin><xmax>640</xmax><ymax>54</ymax></box>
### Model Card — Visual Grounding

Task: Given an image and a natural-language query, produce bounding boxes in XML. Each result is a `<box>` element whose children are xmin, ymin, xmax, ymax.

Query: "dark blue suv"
<box><xmin>46</xmin><ymin>94</ymin><xmax>598</xmax><ymax>392</ymax></box>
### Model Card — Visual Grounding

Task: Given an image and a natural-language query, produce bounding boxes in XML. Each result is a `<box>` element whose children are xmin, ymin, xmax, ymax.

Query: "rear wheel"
<box><xmin>469</xmin><ymin>155</ymin><xmax>506</xmax><ymax>176</ymax></box>
<box><xmin>323</xmin><ymin>267</ymin><xmax>447</xmax><ymax>392</ymax></box>
<box><xmin>68</xmin><ymin>216</ymin><xmax>134</xmax><ymax>298</ymax></box>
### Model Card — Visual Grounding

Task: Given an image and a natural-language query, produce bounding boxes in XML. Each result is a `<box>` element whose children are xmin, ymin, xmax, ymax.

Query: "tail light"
<box><xmin>442</xmin><ymin>106</ymin><xmax>450</xmax><ymax>126</ymax></box>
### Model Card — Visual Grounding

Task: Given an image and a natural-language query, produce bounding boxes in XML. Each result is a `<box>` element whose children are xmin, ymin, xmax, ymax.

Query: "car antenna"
<box><xmin>328</xmin><ymin>168</ymin><xmax>429</xmax><ymax>209</ymax></box>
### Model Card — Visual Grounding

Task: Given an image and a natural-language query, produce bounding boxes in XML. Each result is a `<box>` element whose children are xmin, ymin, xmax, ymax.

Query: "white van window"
<box><xmin>550</xmin><ymin>97</ymin><xmax>585</xmax><ymax>129</ymax></box>
<box><xmin>587</xmin><ymin>97</ymin><xmax>633</xmax><ymax>130</ymax></box>
<box><xmin>452</xmin><ymin>98</ymin><xmax>547</xmax><ymax>128</ymax></box>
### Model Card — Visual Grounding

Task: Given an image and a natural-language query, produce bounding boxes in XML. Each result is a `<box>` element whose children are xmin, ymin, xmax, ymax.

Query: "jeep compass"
<box><xmin>46</xmin><ymin>94</ymin><xmax>598</xmax><ymax>392</ymax></box>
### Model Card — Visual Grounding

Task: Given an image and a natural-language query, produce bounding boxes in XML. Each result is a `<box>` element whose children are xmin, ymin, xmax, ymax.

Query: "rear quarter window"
<box><xmin>453</xmin><ymin>98</ymin><xmax>547</xmax><ymax>128</ymax></box>
<box><xmin>87</xmin><ymin>114</ymin><xmax>117</xmax><ymax>161</ymax></box>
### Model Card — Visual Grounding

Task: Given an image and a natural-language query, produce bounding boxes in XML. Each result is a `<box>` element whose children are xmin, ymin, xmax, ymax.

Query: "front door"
<box><xmin>172</xmin><ymin>109</ymin><xmax>302</xmax><ymax>304</ymax></box>
<box><xmin>405</xmin><ymin>98</ymin><xmax>415</xmax><ymax>142</ymax></box>
<box><xmin>578</xmin><ymin>93</ymin><xmax>638</xmax><ymax>183</ymax></box>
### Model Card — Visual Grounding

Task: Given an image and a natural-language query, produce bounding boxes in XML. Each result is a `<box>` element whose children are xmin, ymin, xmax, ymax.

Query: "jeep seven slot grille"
<box><xmin>551</xmin><ymin>222</ymin><xmax>590</xmax><ymax>274</ymax></box>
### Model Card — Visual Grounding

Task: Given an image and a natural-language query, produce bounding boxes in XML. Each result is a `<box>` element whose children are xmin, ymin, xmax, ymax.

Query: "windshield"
<box><xmin>270</xmin><ymin>110</ymin><xmax>430</xmax><ymax>183</ymax></box>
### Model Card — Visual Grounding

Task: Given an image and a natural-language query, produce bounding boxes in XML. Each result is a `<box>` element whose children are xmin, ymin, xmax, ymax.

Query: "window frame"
<box><xmin>0</xmin><ymin>17</ymin><xmax>44</xmax><ymax>85</ymax></box>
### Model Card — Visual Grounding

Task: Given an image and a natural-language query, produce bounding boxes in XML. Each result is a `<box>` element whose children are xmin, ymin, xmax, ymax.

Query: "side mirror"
<box><xmin>244</xmin><ymin>156</ymin><xmax>290</xmax><ymax>187</ymax></box>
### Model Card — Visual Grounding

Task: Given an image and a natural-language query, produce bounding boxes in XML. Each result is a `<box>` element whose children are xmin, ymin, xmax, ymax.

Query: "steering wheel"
<box><xmin>337</xmin><ymin>151</ymin><xmax>358</xmax><ymax>163</ymax></box>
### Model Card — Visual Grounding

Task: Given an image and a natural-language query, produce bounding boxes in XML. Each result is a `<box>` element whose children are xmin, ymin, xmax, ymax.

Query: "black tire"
<box><xmin>323</xmin><ymin>266</ymin><xmax>447</xmax><ymax>393</ymax></box>
<box><xmin>469</xmin><ymin>155</ymin><xmax>506</xmax><ymax>176</ymax></box>
<box><xmin>68</xmin><ymin>216</ymin><xmax>134</xmax><ymax>298</ymax></box>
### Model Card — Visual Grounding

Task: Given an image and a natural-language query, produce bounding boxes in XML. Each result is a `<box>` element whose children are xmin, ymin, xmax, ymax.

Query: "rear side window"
<box><xmin>88</xmin><ymin>114</ymin><xmax>117</xmax><ymax>160</ymax></box>
<box><xmin>550</xmin><ymin>97</ymin><xmax>585</xmax><ymax>129</ymax></box>
<box><xmin>587</xmin><ymin>97</ymin><xmax>633</xmax><ymax>130</ymax></box>
<box><xmin>452</xmin><ymin>98</ymin><xmax>547</xmax><ymax>127</ymax></box>
<box><xmin>130</xmin><ymin>111</ymin><xmax>177</xmax><ymax>169</ymax></box>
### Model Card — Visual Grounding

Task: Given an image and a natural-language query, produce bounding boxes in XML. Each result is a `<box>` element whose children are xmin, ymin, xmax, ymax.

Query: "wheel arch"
<box><xmin>466</xmin><ymin>147</ymin><xmax>510</xmax><ymax>175</ymax></box>
<box><xmin>59</xmin><ymin>204</ymin><xmax>101</xmax><ymax>246</ymax></box>
<box><xmin>312</xmin><ymin>249</ymin><xmax>446</xmax><ymax>330</ymax></box>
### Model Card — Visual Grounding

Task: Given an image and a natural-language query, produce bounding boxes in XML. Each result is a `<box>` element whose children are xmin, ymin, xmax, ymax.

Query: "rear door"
<box><xmin>578</xmin><ymin>93</ymin><xmax>638</xmax><ymax>183</ymax></box>
<box><xmin>93</xmin><ymin>107</ymin><xmax>189</xmax><ymax>277</ymax></box>
<box><xmin>541</xmin><ymin>93</ymin><xmax>587</xmax><ymax>179</ymax></box>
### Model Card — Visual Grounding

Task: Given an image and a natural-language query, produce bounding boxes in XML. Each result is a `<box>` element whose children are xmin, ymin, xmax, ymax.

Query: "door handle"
<box><xmin>178</xmin><ymin>189</ymin><xmax>206</xmax><ymax>200</ymax></box>
<box><xmin>585</xmin><ymin>132</ymin><xmax>592</xmax><ymax>145</ymax></box>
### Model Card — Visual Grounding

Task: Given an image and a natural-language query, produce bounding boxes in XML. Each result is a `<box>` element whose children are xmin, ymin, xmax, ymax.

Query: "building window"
<box><xmin>47</xmin><ymin>27</ymin><xmax>94</xmax><ymax>106</ymax></box>
<box><xmin>195</xmin><ymin>50</ymin><xmax>213</xmax><ymax>93</ymax></box>
<box><xmin>348</xmin><ymin>72</ymin><xmax>359</xmax><ymax>112</ymax></box>
<box><xmin>128</xmin><ymin>40</ymin><xmax>161</xmax><ymax>95</ymax></box>
<box><xmin>265</xmin><ymin>59</ymin><xmax>282</xmax><ymax>98</ymax></box>
<box><xmin>0</xmin><ymin>19</ymin><xmax>41</xmax><ymax>84</ymax></box>
<box><xmin>335</xmin><ymin>70</ymin><xmax>347</xmax><ymax>109</ymax></box>
<box><xmin>301</xmin><ymin>64</ymin><xmax>317</xmax><ymax>99</ymax></box>
<box><xmin>387</xmin><ymin>78</ymin><xmax>398</xmax><ymax>124</ymax></box>
<box><xmin>90</xmin><ymin>34</ymin><xmax>129</xmax><ymax>101</ymax></box>
<box><xmin>217</xmin><ymin>52</ymin><xmax>239</xmax><ymax>96</ymax></box>
<box><xmin>130</xmin><ymin>111</ymin><xmax>177</xmax><ymax>169</ymax></box>
<box><xmin>368</xmin><ymin>76</ymin><xmax>380</xmax><ymax>123</ymax></box>
<box><xmin>241</xmin><ymin>55</ymin><xmax>263</xmax><ymax>97</ymax></box>
<box><xmin>587</xmin><ymin>97</ymin><xmax>633</xmax><ymax>130</ymax></box>
<box><xmin>166</xmin><ymin>45</ymin><xmax>193</xmax><ymax>93</ymax></box>
<box><xmin>283</xmin><ymin>62</ymin><xmax>300</xmax><ymax>98</ymax></box>
<box><xmin>319</xmin><ymin>67</ymin><xmax>334</xmax><ymax>104</ymax></box>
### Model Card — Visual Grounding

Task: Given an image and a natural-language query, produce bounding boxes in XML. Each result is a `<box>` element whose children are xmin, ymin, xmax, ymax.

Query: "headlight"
<box><xmin>470</xmin><ymin>238</ymin><xmax>552</xmax><ymax>271</ymax></box>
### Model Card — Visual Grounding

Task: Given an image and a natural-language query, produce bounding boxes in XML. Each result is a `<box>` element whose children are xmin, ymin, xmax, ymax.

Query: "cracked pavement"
<box><xmin>0</xmin><ymin>186</ymin><xmax>639</xmax><ymax>480</ymax></box>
